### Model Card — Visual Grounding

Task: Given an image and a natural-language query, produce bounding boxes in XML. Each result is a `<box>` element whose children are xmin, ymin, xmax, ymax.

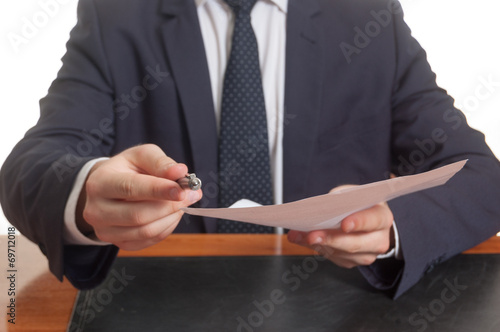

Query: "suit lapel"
<box><xmin>283</xmin><ymin>0</ymin><xmax>323</xmax><ymax>202</ymax></box>
<box><xmin>160</xmin><ymin>0</ymin><xmax>219</xmax><ymax>231</ymax></box>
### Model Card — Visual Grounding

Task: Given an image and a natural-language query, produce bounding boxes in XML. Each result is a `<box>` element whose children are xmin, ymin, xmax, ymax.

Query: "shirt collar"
<box><xmin>195</xmin><ymin>0</ymin><xmax>288</xmax><ymax>14</ymax></box>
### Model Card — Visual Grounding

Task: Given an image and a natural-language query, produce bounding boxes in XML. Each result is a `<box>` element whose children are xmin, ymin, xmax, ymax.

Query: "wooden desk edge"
<box><xmin>463</xmin><ymin>235</ymin><xmax>500</xmax><ymax>254</ymax></box>
<box><xmin>118</xmin><ymin>234</ymin><xmax>500</xmax><ymax>257</ymax></box>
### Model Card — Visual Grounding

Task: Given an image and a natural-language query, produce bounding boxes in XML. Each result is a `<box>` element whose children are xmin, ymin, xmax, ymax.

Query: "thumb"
<box><xmin>122</xmin><ymin>144</ymin><xmax>188</xmax><ymax>180</ymax></box>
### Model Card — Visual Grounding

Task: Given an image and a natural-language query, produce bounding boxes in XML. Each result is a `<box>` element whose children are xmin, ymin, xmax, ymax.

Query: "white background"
<box><xmin>1</xmin><ymin>0</ymin><xmax>499</xmax><ymax>234</ymax></box>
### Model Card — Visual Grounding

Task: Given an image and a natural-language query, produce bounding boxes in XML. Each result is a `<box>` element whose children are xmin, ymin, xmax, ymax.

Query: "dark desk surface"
<box><xmin>71</xmin><ymin>255</ymin><xmax>500</xmax><ymax>332</ymax></box>
<box><xmin>1</xmin><ymin>234</ymin><xmax>499</xmax><ymax>331</ymax></box>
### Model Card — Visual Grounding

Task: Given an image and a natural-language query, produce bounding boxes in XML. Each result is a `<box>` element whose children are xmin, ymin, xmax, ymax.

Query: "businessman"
<box><xmin>1</xmin><ymin>0</ymin><xmax>499</xmax><ymax>299</ymax></box>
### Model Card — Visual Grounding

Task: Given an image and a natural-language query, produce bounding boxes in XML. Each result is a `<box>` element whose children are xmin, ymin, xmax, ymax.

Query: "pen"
<box><xmin>176</xmin><ymin>173</ymin><xmax>202</xmax><ymax>191</ymax></box>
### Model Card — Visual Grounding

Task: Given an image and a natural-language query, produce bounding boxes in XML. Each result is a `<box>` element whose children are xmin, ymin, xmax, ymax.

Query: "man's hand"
<box><xmin>287</xmin><ymin>185</ymin><xmax>394</xmax><ymax>268</ymax></box>
<box><xmin>76</xmin><ymin>144</ymin><xmax>202</xmax><ymax>251</ymax></box>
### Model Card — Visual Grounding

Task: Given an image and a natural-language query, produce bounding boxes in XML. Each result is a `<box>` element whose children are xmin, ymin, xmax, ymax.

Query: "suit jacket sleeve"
<box><xmin>0</xmin><ymin>0</ymin><xmax>119</xmax><ymax>289</ymax></box>
<box><xmin>358</xmin><ymin>2</ymin><xmax>500</xmax><ymax>298</ymax></box>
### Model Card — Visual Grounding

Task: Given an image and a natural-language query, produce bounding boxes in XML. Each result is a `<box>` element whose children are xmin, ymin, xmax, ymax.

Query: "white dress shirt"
<box><xmin>62</xmin><ymin>0</ymin><xmax>400</xmax><ymax>260</ymax></box>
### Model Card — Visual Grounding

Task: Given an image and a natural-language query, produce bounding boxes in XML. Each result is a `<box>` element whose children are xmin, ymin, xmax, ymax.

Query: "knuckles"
<box><xmin>127</xmin><ymin>208</ymin><xmax>149</xmax><ymax>227</ymax></box>
<box><xmin>334</xmin><ymin>260</ymin><xmax>357</xmax><ymax>269</ymax></box>
<box><xmin>84</xmin><ymin>176</ymin><xmax>101</xmax><ymax>198</ymax></box>
<box><xmin>324</xmin><ymin>237</ymin><xmax>362</xmax><ymax>255</ymax></box>
<box><xmin>361</xmin><ymin>255</ymin><xmax>377</xmax><ymax>266</ymax></box>
<box><xmin>93</xmin><ymin>229</ymin><xmax>112</xmax><ymax>243</ymax></box>
<box><xmin>342</xmin><ymin>243</ymin><xmax>363</xmax><ymax>255</ymax></box>
<box><xmin>116</xmin><ymin>241</ymin><xmax>142</xmax><ymax>252</ymax></box>
<box><xmin>117</xmin><ymin>175</ymin><xmax>137</xmax><ymax>197</ymax></box>
<box><xmin>129</xmin><ymin>143</ymin><xmax>160</xmax><ymax>158</ymax></box>
<box><xmin>137</xmin><ymin>224</ymin><xmax>160</xmax><ymax>240</ymax></box>
<box><xmin>376</xmin><ymin>240</ymin><xmax>391</xmax><ymax>255</ymax></box>
<box><xmin>82</xmin><ymin>205</ymin><xmax>99</xmax><ymax>226</ymax></box>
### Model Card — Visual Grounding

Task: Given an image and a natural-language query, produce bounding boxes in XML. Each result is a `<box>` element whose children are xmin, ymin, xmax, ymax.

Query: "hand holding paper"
<box><xmin>182</xmin><ymin>160</ymin><xmax>466</xmax><ymax>232</ymax></box>
<box><xmin>287</xmin><ymin>198</ymin><xmax>395</xmax><ymax>269</ymax></box>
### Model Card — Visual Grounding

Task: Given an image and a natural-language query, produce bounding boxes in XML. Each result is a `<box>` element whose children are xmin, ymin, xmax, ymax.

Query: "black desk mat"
<box><xmin>67</xmin><ymin>255</ymin><xmax>500</xmax><ymax>332</ymax></box>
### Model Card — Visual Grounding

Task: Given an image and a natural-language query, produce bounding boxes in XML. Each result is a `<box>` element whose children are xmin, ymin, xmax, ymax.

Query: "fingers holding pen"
<box><xmin>84</xmin><ymin>193</ymin><xmax>201</xmax><ymax>228</ymax></box>
<box><xmin>94</xmin><ymin>209</ymin><xmax>185</xmax><ymax>247</ymax></box>
<box><xmin>86</xmin><ymin>170</ymin><xmax>187</xmax><ymax>202</ymax></box>
<box><xmin>81</xmin><ymin>144</ymin><xmax>203</xmax><ymax>249</ymax></box>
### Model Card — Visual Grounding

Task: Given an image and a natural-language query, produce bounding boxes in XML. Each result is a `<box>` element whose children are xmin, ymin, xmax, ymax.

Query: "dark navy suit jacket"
<box><xmin>1</xmin><ymin>0</ymin><xmax>499</xmax><ymax>298</ymax></box>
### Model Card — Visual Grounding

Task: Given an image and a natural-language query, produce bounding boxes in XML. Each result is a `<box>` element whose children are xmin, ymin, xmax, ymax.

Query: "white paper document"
<box><xmin>182</xmin><ymin>160</ymin><xmax>467</xmax><ymax>232</ymax></box>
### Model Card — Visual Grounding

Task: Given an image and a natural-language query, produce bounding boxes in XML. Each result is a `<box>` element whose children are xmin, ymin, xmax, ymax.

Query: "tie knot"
<box><xmin>224</xmin><ymin>0</ymin><xmax>258</xmax><ymax>15</ymax></box>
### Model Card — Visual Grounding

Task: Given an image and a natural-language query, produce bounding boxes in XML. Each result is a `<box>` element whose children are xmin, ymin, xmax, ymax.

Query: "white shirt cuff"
<box><xmin>63</xmin><ymin>157</ymin><xmax>112</xmax><ymax>246</ymax></box>
<box><xmin>376</xmin><ymin>220</ymin><xmax>402</xmax><ymax>260</ymax></box>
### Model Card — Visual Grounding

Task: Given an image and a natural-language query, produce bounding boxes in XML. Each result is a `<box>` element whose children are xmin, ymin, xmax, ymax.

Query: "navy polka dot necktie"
<box><xmin>217</xmin><ymin>0</ymin><xmax>274</xmax><ymax>233</ymax></box>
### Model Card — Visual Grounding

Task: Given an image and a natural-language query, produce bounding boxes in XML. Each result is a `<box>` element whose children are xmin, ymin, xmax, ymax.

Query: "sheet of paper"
<box><xmin>182</xmin><ymin>160</ymin><xmax>467</xmax><ymax>232</ymax></box>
